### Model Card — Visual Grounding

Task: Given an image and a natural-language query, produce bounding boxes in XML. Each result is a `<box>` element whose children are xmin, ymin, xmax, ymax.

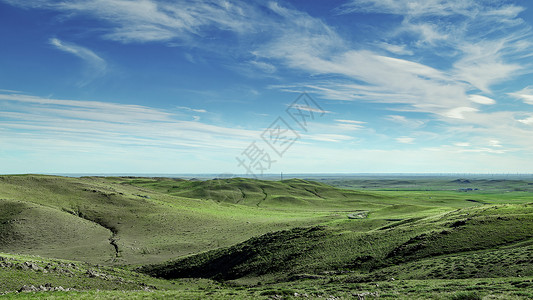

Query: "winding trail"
<box><xmin>109</xmin><ymin>235</ymin><xmax>120</xmax><ymax>262</ymax></box>
<box><xmin>257</xmin><ymin>187</ymin><xmax>268</xmax><ymax>207</ymax></box>
<box><xmin>236</xmin><ymin>187</ymin><xmax>246</xmax><ymax>204</ymax></box>
<box><xmin>61</xmin><ymin>208</ymin><xmax>120</xmax><ymax>262</ymax></box>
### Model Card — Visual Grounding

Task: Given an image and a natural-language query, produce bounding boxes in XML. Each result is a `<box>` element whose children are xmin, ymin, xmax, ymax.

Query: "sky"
<box><xmin>1</xmin><ymin>0</ymin><xmax>533</xmax><ymax>175</ymax></box>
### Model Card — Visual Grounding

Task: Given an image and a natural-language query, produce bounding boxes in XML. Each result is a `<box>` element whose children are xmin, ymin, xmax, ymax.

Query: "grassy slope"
<box><xmin>2</xmin><ymin>253</ymin><xmax>532</xmax><ymax>299</ymax></box>
<box><xmin>140</xmin><ymin>204</ymin><xmax>533</xmax><ymax>282</ymax></box>
<box><xmin>0</xmin><ymin>175</ymin><xmax>399</xmax><ymax>265</ymax></box>
<box><xmin>0</xmin><ymin>199</ymin><xmax>114</xmax><ymax>263</ymax></box>
<box><xmin>116</xmin><ymin>177</ymin><xmax>388</xmax><ymax>210</ymax></box>
<box><xmin>1</xmin><ymin>175</ymin><xmax>533</xmax><ymax>298</ymax></box>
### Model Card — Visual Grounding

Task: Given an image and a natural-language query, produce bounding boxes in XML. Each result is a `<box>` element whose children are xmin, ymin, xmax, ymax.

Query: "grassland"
<box><xmin>0</xmin><ymin>174</ymin><xmax>532</xmax><ymax>298</ymax></box>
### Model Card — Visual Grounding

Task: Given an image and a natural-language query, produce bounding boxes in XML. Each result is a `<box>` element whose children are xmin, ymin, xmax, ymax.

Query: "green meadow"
<box><xmin>0</xmin><ymin>174</ymin><xmax>532</xmax><ymax>299</ymax></box>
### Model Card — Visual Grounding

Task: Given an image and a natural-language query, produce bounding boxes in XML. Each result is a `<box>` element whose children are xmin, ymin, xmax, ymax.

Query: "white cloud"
<box><xmin>434</xmin><ymin>139</ymin><xmax>508</xmax><ymax>154</ymax></box>
<box><xmin>453</xmin><ymin>40</ymin><xmax>522</xmax><ymax>93</ymax></box>
<box><xmin>3</xmin><ymin>0</ymin><xmax>533</xmax><ymax>172</ymax></box>
<box><xmin>0</xmin><ymin>92</ymin><xmax>260</xmax><ymax>153</ymax></box>
<box><xmin>509</xmin><ymin>87</ymin><xmax>533</xmax><ymax>105</ymax></box>
<box><xmin>0</xmin><ymin>88</ymin><xmax>22</xmax><ymax>93</ymax></box>
<box><xmin>177</xmin><ymin>106</ymin><xmax>207</xmax><ymax>113</ymax></box>
<box><xmin>248</xmin><ymin>60</ymin><xmax>277</xmax><ymax>74</ymax></box>
<box><xmin>289</xmin><ymin>104</ymin><xmax>331</xmax><ymax>114</ymax></box>
<box><xmin>518</xmin><ymin>116</ymin><xmax>533</xmax><ymax>125</ymax></box>
<box><xmin>489</xmin><ymin>139</ymin><xmax>502</xmax><ymax>147</ymax></box>
<box><xmin>396</xmin><ymin>137</ymin><xmax>415</xmax><ymax>144</ymax></box>
<box><xmin>7</xmin><ymin>0</ymin><xmax>260</xmax><ymax>43</ymax></box>
<box><xmin>468</xmin><ymin>95</ymin><xmax>496</xmax><ymax>105</ymax></box>
<box><xmin>49</xmin><ymin>38</ymin><xmax>107</xmax><ymax>85</ymax></box>
<box><xmin>304</xmin><ymin>133</ymin><xmax>353</xmax><ymax>143</ymax></box>
<box><xmin>376</xmin><ymin>42</ymin><xmax>413</xmax><ymax>55</ymax></box>
<box><xmin>338</xmin><ymin>0</ymin><xmax>522</xmax><ymax>19</ymax></box>
<box><xmin>454</xmin><ymin>147</ymin><xmax>507</xmax><ymax>154</ymax></box>
<box><xmin>335</xmin><ymin>0</ymin><xmax>529</xmax><ymax>95</ymax></box>
<box><xmin>385</xmin><ymin>115</ymin><xmax>424</xmax><ymax>128</ymax></box>
<box><xmin>334</xmin><ymin>119</ymin><xmax>365</xmax><ymax>130</ymax></box>
<box><xmin>403</xmin><ymin>22</ymin><xmax>449</xmax><ymax>46</ymax></box>
<box><xmin>335</xmin><ymin>119</ymin><xmax>365</xmax><ymax>124</ymax></box>
<box><xmin>0</xmin><ymin>93</ymin><xmax>171</xmax><ymax>122</ymax></box>
<box><xmin>444</xmin><ymin>107</ymin><xmax>478</xmax><ymax>119</ymax></box>
<box><xmin>14</xmin><ymin>0</ymin><xmax>529</xmax><ymax>118</ymax></box>
<box><xmin>454</xmin><ymin>142</ymin><xmax>470</xmax><ymax>147</ymax></box>
<box><xmin>256</xmin><ymin>0</ymin><xmax>532</xmax><ymax>135</ymax></box>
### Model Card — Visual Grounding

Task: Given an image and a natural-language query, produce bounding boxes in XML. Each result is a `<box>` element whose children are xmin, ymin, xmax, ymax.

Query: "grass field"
<box><xmin>0</xmin><ymin>174</ymin><xmax>532</xmax><ymax>298</ymax></box>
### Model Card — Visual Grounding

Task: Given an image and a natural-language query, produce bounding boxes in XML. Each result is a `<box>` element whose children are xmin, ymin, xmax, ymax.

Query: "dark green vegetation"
<box><xmin>0</xmin><ymin>174</ymin><xmax>532</xmax><ymax>299</ymax></box>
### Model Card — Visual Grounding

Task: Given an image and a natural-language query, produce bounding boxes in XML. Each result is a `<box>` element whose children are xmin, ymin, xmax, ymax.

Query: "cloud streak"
<box><xmin>0</xmin><ymin>91</ymin><xmax>355</xmax><ymax>159</ymax></box>
<box><xmin>2</xmin><ymin>0</ymin><xmax>533</xmax><ymax>172</ymax></box>
<box><xmin>8</xmin><ymin>0</ymin><xmax>261</xmax><ymax>44</ymax></box>
<box><xmin>49</xmin><ymin>38</ymin><xmax>107</xmax><ymax>85</ymax></box>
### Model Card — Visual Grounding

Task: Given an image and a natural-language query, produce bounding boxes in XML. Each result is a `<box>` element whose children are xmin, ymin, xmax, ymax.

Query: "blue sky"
<box><xmin>1</xmin><ymin>0</ymin><xmax>533</xmax><ymax>175</ymax></box>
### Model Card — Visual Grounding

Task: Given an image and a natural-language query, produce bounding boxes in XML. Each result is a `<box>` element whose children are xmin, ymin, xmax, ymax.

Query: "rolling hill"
<box><xmin>0</xmin><ymin>174</ymin><xmax>532</xmax><ymax>299</ymax></box>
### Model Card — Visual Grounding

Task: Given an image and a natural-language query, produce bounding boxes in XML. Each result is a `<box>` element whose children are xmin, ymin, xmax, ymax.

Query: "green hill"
<box><xmin>0</xmin><ymin>175</ymin><xmax>389</xmax><ymax>265</ymax></box>
<box><xmin>0</xmin><ymin>199</ymin><xmax>114</xmax><ymax>263</ymax></box>
<box><xmin>0</xmin><ymin>174</ymin><xmax>532</xmax><ymax>299</ymax></box>
<box><xmin>117</xmin><ymin>177</ymin><xmax>386</xmax><ymax>209</ymax></box>
<box><xmin>140</xmin><ymin>204</ymin><xmax>533</xmax><ymax>283</ymax></box>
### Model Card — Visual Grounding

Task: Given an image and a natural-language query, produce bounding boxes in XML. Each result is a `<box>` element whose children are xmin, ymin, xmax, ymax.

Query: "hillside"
<box><xmin>0</xmin><ymin>175</ymin><xmax>390</xmax><ymax>265</ymax></box>
<box><xmin>114</xmin><ymin>177</ymin><xmax>387</xmax><ymax>209</ymax></box>
<box><xmin>0</xmin><ymin>175</ymin><xmax>532</xmax><ymax>299</ymax></box>
<box><xmin>141</xmin><ymin>204</ymin><xmax>533</xmax><ymax>283</ymax></box>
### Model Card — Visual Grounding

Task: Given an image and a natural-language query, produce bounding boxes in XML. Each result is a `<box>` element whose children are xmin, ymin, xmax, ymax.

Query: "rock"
<box><xmin>86</xmin><ymin>269</ymin><xmax>99</xmax><ymax>278</ymax></box>
<box><xmin>18</xmin><ymin>285</ymin><xmax>38</xmax><ymax>292</ymax></box>
<box><xmin>352</xmin><ymin>292</ymin><xmax>379</xmax><ymax>299</ymax></box>
<box><xmin>24</xmin><ymin>262</ymin><xmax>41</xmax><ymax>271</ymax></box>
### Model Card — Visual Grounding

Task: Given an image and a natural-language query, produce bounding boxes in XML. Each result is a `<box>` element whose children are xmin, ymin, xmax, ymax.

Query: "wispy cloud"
<box><xmin>0</xmin><ymin>92</ymin><xmax>259</xmax><ymax>154</ymax></box>
<box><xmin>375</xmin><ymin>42</ymin><xmax>413</xmax><ymax>55</ymax></box>
<box><xmin>3</xmin><ymin>0</ymin><xmax>533</xmax><ymax>172</ymax></box>
<box><xmin>289</xmin><ymin>104</ymin><xmax>331</xmax><ymax>114</ymax></box>
<box><xmin>9</xmin><ymin>0</ymin><xmax>260</xmax><ymax>44</ymax></box>
<box><xmin>468</xmin><ymin>95</ymin><xmax>496</xmax><ymax>105</ymax></box>
<box><xmin>337</xmin><ymin>0</ymin><xmax>524</xmax><ymax>19</ymax></box>
<box><xmin>333</xmin><ymin>119</ymin><xmax>365</xmax><ymax>130</ymax></box>
<box><xmin>444</xmin><ymin>107</ymin><xmax>479</xmax><ymax>120</ymax></box>
<box><xmin>49</xmin><ymin>38</ymin><xmax>107</xmax><ymax>86</ymax></box>
<box><xmin>385</xmin><ymin>115</ymin><xmax>424</xmax><ymax>129</ymax></box>
<box><xmin>248</xmin><ymin>60</ymin><xmax>277</xmax><ymax>74</ymax></box>
<box><xmin>518</xmin><ymin>116</ymin><xmax>533</xmax><ymax>125</ymax></box>
<box><xmin>396</xmin><ymin>137</ymin><xmax>415</xmax><ymax>144</ymax></box>
<box><xmin>304</xmin><ymin>133</ymin><xmax>353</xmax><ymax>143</ymax></box>
<box><xmin>509</xmin><ymin>87</ymin><xmax>533</xmax><ymax>105</ymax></box>
<box><xmin>177</xmin><ymin>106</ymin><xmax>207</xmax><ymax>113</ymax></box>
<box><xmin>335</xmin><ymin>119</ymin><xmax>365</xmax><ymax>124</ymax></box>
<box><xmin>452</xmin><ymin>39</ymin><xmax>523</xmax><ymax>93</ymax></box>
<box><xmin>254</xmin><ymin>0</ymin><xmax>533</xmax><ymax>162</ymax></box>
<box><xmin>454</xmin><ymin>142</ymin><xmax>470</xmax><ymax>147</ymax></box>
